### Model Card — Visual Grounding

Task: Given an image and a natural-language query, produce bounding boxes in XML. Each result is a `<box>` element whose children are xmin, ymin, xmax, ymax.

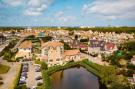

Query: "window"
<box><xmin>44</xmin><ymin>51</ymin><xmax>48</xmax><ymax>55</ymax></box>
<box><xmin>49</xmin><ymin>59</ymin><xmax>53</xmax><ymax>62</ymax></box>
<box><xmin>56</xmin><ymin>58</ymin><xmax>60</xmax><ymax>61</ymax></box>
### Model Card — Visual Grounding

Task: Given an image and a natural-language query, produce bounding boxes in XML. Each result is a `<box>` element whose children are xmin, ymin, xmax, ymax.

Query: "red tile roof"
<box><xmin>18</xmin><ymin>40</ymin><xmax>32</xmax><ymax>49</ymax></box>
<box><xmin>64</xmin><ymin>49</ymin><xmax>80</xmax><ymax>56</ymax></box>
<box><xmin>42</xmin><ymin>41</ymin><xmax>63</xmax><ymax>48</ymax></box>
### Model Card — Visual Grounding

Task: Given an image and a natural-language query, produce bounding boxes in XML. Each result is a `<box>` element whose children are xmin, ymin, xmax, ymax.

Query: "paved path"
<box><xmin>81</xmin><ymin>53</ymin><xmax>109</xmax><ymax>66</ymax></box>
<box><xmin>0</xmin><ymin>62</ymin><xmax>20</xmax><ymax>89</ymax></box>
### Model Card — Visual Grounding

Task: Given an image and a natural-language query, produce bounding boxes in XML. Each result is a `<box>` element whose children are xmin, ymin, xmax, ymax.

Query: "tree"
<box><xmin>41</xmin><ymin>62</ymin><xmax>48</xmax><ymax>70</ymax></box>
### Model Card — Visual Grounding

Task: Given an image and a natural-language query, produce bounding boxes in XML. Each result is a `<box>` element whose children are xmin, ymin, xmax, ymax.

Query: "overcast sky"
<box><xmin>0</xmin><ymin>0</ymin><xmax>135</xmax><ymax>26</ymax></box>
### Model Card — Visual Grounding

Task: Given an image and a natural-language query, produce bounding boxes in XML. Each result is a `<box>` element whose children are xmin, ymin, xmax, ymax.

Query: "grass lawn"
<box><xmin>0</xmin><ymin>64</ymin><xmax>10</xmax><ymax>74</ymax></box>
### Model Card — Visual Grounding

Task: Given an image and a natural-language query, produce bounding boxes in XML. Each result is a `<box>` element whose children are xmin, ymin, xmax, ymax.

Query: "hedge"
<box><xmin>42</xmin><ymin>60</ymin><xmax>103</xmax><ymax>89</ymax></box>
<box><xmin>12</xmin><ymin>64</ymin><xmax>22</xmax><ymax>89</ymax></box>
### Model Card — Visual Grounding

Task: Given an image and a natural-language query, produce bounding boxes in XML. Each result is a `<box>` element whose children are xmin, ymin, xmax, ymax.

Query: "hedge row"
<box><xmin>42</xmin><ymin>60</ymin><xmax>101</xmax><ymax>89</ymax></box>
<box><xmin>13</xmin><ymin>64</ymin><xmax>22</xmax><ymax>89</ymax></box>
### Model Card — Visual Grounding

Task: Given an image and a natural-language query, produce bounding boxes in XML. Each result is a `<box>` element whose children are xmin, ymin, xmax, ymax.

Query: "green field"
<box><xmin>0</xmin><ymin>64</ymin><xmax>10</xmax><ymax>74</ymax></box>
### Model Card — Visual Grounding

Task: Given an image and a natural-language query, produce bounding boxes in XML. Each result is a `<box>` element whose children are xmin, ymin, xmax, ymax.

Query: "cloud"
<box><xmin>82</xmin><ymin>0</ymin><xmax>135</xmax><ymax>20</ymax></box>
<box><xmin>55</xmin><ymin>11</ymin><xmax>76</xmax><ymax>22</ymax></box>
<box><xmin>2</xmin><ymin>0</ymin><xmax>22</xmax><ymax>6</ymax></box>
<box><xmin>24</xmin><ymin>0</ymin><xmax>54</xmax><ymax>16</ymax></box>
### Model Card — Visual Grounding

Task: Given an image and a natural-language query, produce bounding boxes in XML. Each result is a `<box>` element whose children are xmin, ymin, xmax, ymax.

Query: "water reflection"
<box><xmin>50</xmin><ymin>67</ymin><xmax>100</xmax><ymax>89</ymax></box>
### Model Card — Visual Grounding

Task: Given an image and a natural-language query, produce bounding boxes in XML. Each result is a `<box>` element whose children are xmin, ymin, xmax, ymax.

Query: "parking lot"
<box><xmin>19</xmin><ymin>62</ymin><xmax>43</xmax><ymax>89</ymax></box>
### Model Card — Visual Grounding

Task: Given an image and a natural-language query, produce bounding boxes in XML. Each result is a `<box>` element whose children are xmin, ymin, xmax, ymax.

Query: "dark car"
<box><xmin>21</xmin><ymin>72</ymin><xmax>27</xmax><ymax>75</ymax></box>
<box><xmin>37</xmin><ymin>82</ymin><xmax>43</xmax><ymax>86</ymax></box>
<box><xmin>22</xmin><ymin>63</ymin><xmax>28</xmax><ymax>66</ymax></box>
<box><xmin>35</xmin><ymin>67</ymin><xmax>41</xmax><ymax>72</ymax></box>
<box><xmin>19</xmin><ymin>80</ymin><xmax>26</xmax><ymax>85</ymax></box>
<box><xmin>35</xmin><ymin>69</ymin><xmax>41</xmax><ymax>72</ymax></box>
<box><xmin>35</xmin><ymin>76</ymin><xmax>42</xmax><ymax>80</ymax></box>
<box><xmin>22</xmin><ymin>68</ymin><xmax>28</xmax><ymax>72</ymax></box>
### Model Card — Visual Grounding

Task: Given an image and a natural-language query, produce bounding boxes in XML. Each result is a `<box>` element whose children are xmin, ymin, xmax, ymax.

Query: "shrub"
<box><xmin>41</xmin><ymin>62</ymin><xmax>48</xmax><ymax>70</ymax></box>
<box><xmin>35</xmin><ymin>59</ymin><xmax>42</xmax><ymax>64</ymax></box>
<box><xmin>127</xmin><ymin>64</ymin><xmax>135</xmax><ymax>70</ymax></box>
<box><xmin>13</xmin><ymin>64</ymin><xmax>22</xmax><ymax>89</ymax></box>
<box><xmin>16</xmin><ymin>84</ymin><xmax>27</xmax><ymax>89</ymax></box>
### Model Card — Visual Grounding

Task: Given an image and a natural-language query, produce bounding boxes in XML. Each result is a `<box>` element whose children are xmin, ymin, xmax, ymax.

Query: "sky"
<box><xmin>0</xmin><ymin>0</ymin><xmax>135</xmax><ymax>27</ymax></box>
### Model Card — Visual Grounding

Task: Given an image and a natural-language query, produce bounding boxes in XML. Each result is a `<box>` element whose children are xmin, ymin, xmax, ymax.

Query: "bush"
<box><xmin>41</xmin><ymin>62</ymin><xmax>48</xmax><ymax>70</ymax></box>
<box><xmin>13</xmin><ymin>64</ymin><xmax>22</xmax><ymax>89</ymax></box>
<box><xmin>35</xmin><ymin>59</ymin><xmax>42</xmax><ymax>64</ymax></box>
<box><xmin>127</xmin><ymin>64</ymin><xmax>135</xmax><ymax>69</ymax></box>
<box><xmin>16</xmin><ymin>84</ymin><xmax>27</xmax><ymax>89</ymax></box>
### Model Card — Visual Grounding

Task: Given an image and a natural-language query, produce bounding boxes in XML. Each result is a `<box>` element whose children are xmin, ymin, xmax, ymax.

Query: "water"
<box><xmin>50</xmin><ymin>66</ymin><xmax>101</xmax><ymax>89</ymax></box>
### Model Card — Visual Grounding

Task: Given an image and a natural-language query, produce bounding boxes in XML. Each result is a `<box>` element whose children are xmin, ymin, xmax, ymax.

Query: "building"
<box><xmin>41</xmin><ymin>41</ymin><xmax>64</xmax><ymax>66</ymax></box>
<box><xmin>37</xmin><ymin>32</ymin><xmax>45</xmax><ymax>38</ymax></box>
<box><xmin>88</xmin><ymin>40</ymin><xmax>105</xmax><ymax>54</ymax></box>
<box><xmin>131</xmin><ymin>55</ymin><xmax>135</xmax><ymax>65</ymax></box>
<box><xmin>41</xmin><ymin>41</ymin><xmax>81</xmax><ymax>66</ymax></box>
<box><xmin>88</xmin><ymin>40</ymin><xmax>117</xmax><ymax>56</ymax></box>
<box><xmin>64</xmin><ymin>50</ymin><xmax>80</xmax><ymax>62</ymax></box>
<box><xmin>15</xmin><ymin>40</ymin><xmax>32</xmax><ymax>60</ymax></box>
<box><xmin>0</xmin><ymin>34</ymin><xmax>6</xmax><ymax>45</ymax></box>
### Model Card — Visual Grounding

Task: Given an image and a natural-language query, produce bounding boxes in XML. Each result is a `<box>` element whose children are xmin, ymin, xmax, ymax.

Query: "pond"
<box><xmin>50</xmin><ymin>66</ymin><xmax>104</xmax><ymax>89</ymax></box>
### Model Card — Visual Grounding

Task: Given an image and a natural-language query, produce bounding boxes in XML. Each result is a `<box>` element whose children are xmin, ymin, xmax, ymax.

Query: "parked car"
<box><xmin>19</xmin><ymin>80</ymin><xmax>26</xmax><ymax>85</ymax></box>
<box><xmin>35</xmin><ymin>76</ymin><xmax>42</xmax><ymax>80</ymax></box>
<box><xmin>21</xmin><ymin>74</ymin><xmax>27</xmax><ymax>78</ymax></box>
<box><xmin>21</xmin><ymin>72</ymin><xmax>27</xmax><ymax>75</ymax></box>
<box><xmin>22</xmin><ymin>63</ymin><xmax>28</xmax><ymax>66</ymax></box>
<box><xmin>22</xmin><ymin>68</ymin><xmax>28</xmax><ymax>72</ymax></box>
<box><xmin>27</xmin><ymin>87</ymin><xmax>31</xmax><ymax>89</ymax></box>
<box><xmin>35</xmin><ymin>69</ymin><xmax>41</xmax><ymax>72</ymax></box>
<box><xmin>37</xmin><ymin>82</ymin><xmax>43</xmax><ymax>86</ymax></box>
<box><xmin>20</xmin><ymin>76</ymin><xmax>26</xmax><ymax>81</ymax></box>
<box><xmin>32</xmin><ymin>86</ymin><xmax>37</xmax><ymax>89</ymax></box>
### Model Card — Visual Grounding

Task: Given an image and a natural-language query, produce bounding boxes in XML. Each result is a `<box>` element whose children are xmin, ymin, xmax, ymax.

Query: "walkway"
<box><xmin>81</xmin><ymin>53</ymin><xmax>109</xmax><ymax>66</ymax></box>
<box><xmin>0</xmin><ymin>61</ymin><xmax>20</xmax><ymax>89</ymax></box>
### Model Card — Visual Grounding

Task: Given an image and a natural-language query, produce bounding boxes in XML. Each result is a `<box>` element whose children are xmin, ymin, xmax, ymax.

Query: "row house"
<box><xmin>70</xmin><ymin>40</ymin><xmax>88</xmax><ymax>50</ymax></box>
<box><xmin>88</xmin><ymin>39</ymin><xmax>117</xmax><ymax>55</ymax></box>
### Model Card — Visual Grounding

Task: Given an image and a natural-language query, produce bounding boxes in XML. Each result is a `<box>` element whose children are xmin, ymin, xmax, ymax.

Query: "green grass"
<box><xmin>0</xmin><ymin>64</ymin><xmax>10</xmax><ymax>74</ymax></box>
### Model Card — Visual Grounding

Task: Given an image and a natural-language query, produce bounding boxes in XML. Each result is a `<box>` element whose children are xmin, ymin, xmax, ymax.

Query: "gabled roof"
<box><xmin>18</xmin><ymin>40</ymin><xmax>32</xmax><ymax>49</ymax></box>
<box><xmin>42</xmin><ymin>41</ymin><xmax>63</xmax><ymax>48</ymax></box>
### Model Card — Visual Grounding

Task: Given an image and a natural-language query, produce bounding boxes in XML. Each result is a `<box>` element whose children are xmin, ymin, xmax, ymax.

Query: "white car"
<box><xmin>32</xmin><ymin>86</ymin><xmax>37</xmax><ymax>89</ymax></box>
<box><xmin>20</xmin><ymin>76</ymin><xmax>26</xmax><ymax>81</ymax></box>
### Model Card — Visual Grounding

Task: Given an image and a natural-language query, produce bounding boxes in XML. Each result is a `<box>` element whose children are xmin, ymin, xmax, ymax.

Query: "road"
<box><xmin>0</xmin><ymin>41</ymin><xmax>9</xmax><ymax>52</ymax></box>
